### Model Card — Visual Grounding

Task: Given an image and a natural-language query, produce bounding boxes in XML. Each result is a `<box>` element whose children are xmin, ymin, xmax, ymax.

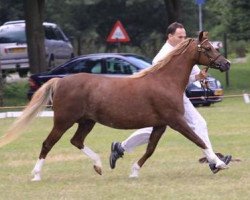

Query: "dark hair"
<box><xmin>166</xmin><ymin>22</ymin><xmax>184</xmax><ymax>39</ymax></box>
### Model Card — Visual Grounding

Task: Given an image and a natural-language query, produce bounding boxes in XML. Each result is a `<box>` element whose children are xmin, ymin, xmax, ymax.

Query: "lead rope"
<box><xmin>200</xmin><ymin>66</ymin><xmax>210</xmax><ymax>101</ymax></box>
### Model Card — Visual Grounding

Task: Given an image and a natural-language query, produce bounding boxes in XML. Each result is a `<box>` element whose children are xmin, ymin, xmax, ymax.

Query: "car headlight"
<box><xmin>216</xmin><ymin>80</ymin><xmax>222</xmax><ymax>88</ymax></box>
<box><xmin>193</xmin><ymin>81</ymin><xmax>202</xmax><ymax>88</ymax></box>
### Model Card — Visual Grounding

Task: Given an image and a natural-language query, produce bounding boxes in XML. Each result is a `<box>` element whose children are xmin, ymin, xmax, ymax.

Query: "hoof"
<box><xmin>31</xmin><ymin>170</ymin><xmax>42</xmax><ymax>181</ymax></box>
<box><xmin>216</xmin><ymin>163</ymin><xmax>229</xmax><ymax>170</ymax></box>
<box><xmin>129</xmin><ymin>162</ymin><xmax>140</xmax><ymax>178</ymax></box>
<box><xmin>129</xmin><ymin>174</ymin><xmax>139</xmax><ymax>178</ymax></box>
<box><xmin>94</xmin><ymin>165</ymin><xmax>102</xmax><ymax>175</ymax></box>
<box><xmin>31</xmin><ymin>174</ymin><xmax>41</xmax><ymax>181</ymax></box>
<box><xmin>209</xmin><ymin>155</ymin><xmax>232</xmax><ymax>174</ymax></box>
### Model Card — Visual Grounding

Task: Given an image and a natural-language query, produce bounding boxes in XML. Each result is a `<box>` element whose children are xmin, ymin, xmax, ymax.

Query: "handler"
<box><xmin>109</xmin><ymin>22</ymin><xmax>231</xmax><ymax>176</ymax></box>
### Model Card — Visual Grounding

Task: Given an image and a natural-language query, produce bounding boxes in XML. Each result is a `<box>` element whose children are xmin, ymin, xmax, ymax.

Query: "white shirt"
<box><xmin>152</xmin><ymin>41</ymin><xmax>200</xmax><ymax>84</ymax></box>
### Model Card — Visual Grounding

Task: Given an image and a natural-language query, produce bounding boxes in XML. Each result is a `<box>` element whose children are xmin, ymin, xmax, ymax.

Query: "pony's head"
<box><xmin>196</xmin><ymin>31</ymin><xmax>230</xmax><ymax>72</ymax></box>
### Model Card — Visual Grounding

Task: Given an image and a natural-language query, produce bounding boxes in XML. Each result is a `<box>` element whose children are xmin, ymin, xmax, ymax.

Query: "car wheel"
<box><xmin>1</xmin><ymin>70</ymin><xmax>7</xmax><ymax>79</ymax></box>
<box><xmin>203</xmin><ymin>103</ymin><xmax>211</xmax><ymax>107</ymax></box>
<box><xmin>18</xmin><ymin>69</ymin><xmax>28</xmax><ymax>77</ymax></box>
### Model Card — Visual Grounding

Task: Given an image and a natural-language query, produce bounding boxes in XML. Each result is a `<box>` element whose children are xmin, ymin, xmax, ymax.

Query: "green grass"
<box><xmin>2</xmin><ymin>80</ymin><xmax>29</xmax><ymax>107</ymax></box>
<box><xmin>0</xmin><ymin>97</ymin><xmax>250</xmax><ymax>200</ymax></box>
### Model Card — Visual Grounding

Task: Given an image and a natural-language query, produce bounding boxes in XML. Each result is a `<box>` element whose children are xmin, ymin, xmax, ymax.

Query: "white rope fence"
<box><xmin>188</xmin><ymin>93</ymin><xmax>250</xmax><ymax>103</ymax></box>
<box><xmin>0</xmin><ymin>111</ymin><xmax>53</xmax><ymax>119</ymax></box>
<box><xmin>0</xmin><ymin>93</ymin><xmax>249</xmax><ymax>119</ymax></box>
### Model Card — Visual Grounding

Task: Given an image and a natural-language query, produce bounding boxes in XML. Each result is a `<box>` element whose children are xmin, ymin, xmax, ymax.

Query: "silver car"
<box><xmin>0</xmin><ymin>20</ymin><xmax>74</xmax><ymax>77</ymax></box>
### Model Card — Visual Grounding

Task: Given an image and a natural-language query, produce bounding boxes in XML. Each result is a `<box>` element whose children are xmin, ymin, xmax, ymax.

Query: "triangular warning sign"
<box><xmin>107</xmin><ymin>20</ymin><xmax>130</xmax><ymax>43</ymax></box>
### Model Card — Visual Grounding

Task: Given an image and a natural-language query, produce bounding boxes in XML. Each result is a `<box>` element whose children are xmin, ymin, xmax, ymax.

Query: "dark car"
<box><xmin>27</xmin><ymin>53</ymin><xmax>151</xmax><ymax>98</ymax></box>
<box><xmin>27</xmin><ymin>53</ymin><xmax>223</xmax><ymax>106</ymax></box>
<box><xmin>186</xmin><ymin>76</ymin><xmax>223</xmax><ymax>106</ymax></box>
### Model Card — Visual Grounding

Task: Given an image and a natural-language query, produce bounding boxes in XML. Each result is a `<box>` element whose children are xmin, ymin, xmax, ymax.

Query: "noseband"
<box><xmin>197</xmin><ymin>39</ymin><xmax>222</xmax><ymax>69</ymax></box>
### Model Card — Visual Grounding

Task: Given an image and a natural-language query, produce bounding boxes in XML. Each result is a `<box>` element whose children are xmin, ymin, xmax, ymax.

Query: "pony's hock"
<box><xmin>1</xmin><ymin>31</ymin><xmax>230</xmax><ymax>181</ymax></box>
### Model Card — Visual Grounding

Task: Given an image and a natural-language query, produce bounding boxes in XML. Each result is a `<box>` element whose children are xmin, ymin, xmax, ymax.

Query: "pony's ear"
<box><xmin>199</xmin><ymin>31</ymin><xmax>209</xmax><ymax>42</ymax></box>
<box><xmin>203</xmin><ymin>31</ymin><xmax>209</xmax><ymax>39</ymax></box>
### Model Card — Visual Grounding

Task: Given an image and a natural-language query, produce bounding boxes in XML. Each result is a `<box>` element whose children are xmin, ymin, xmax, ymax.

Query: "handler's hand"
<box><xmin>195</xmin><ymin>68</ymin><xmax>208</xmax><ymax>81</ymax></box>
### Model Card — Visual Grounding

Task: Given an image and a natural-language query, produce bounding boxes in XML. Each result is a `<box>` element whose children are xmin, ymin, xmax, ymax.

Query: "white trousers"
<box><xmin>121</xmin><ymin>95</ymin><xmax>213</xmax><ymax>152</ymax></box>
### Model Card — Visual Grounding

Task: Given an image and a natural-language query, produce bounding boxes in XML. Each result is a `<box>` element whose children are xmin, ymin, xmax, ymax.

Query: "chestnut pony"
<box><xmin>0</xmin><ymin>32</ymin><xmax>230</xmax><ymax>181</ymax></box>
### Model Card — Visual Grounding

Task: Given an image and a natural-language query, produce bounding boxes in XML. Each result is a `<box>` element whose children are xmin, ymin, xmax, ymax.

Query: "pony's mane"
<box><xmin>130</xmin><ymin>38</ymin><xmax>194</xmax><ymax>78</ymax></box>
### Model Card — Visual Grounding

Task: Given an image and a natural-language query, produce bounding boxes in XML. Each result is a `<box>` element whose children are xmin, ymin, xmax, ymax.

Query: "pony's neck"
<box><xmin>157</xmin><ymin>45</ymin><xmax>197</xmax><ymax>93</ymax></box>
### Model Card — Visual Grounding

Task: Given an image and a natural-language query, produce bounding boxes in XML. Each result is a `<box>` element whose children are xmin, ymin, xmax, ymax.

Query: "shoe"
<box><xmin>209</xmin><ymin>155</ymin><xmax>232</xmax><ymax>174</ymax></box>
<box><xmin>109</xmin><ymin>142</ymin><xmax>124</xmax><ymax>169</ymax></box>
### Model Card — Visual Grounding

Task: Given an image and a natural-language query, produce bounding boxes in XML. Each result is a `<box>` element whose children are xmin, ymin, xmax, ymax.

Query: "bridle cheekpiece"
<box><xmin>197</xmin><ymin>39</ymin><xmax>222</xmax><ymax>70</ymax></box>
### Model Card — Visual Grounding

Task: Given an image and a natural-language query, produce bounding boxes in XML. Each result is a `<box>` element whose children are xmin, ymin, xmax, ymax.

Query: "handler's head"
<box><xmin>167</xmin><ymin>22</ymin><xmax>186</xmax><ymax>47</ymax></box>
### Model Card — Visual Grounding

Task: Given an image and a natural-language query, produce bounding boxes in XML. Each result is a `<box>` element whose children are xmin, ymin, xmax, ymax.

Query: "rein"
<box><xmin>200</xmin><ymin>77</ymin><xmax>212</xmax><ymax>102</ymax></box>
<box><xmin>196</xmin><ymin>39</ymin><xmax>219</xmax><ymax>101</ymax></box>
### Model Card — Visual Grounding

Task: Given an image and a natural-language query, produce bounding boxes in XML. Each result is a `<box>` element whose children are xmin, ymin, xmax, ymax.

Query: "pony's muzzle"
<box><xmin>217</xmin><ymin>60</ymin><xmax>230</xmax><ymax>72</ymax></box>
<box><xmin>220</xmin><ymin>61</ymin><xmax>230</xmax><ymax>72</ymax></box>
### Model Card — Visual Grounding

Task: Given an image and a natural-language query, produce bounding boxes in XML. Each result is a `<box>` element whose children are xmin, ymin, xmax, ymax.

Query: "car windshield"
<box><xmin>124</xmin><ymin>55</ymin><xmax>152</xmax><ymax>69</ymax></box>
<box><xmin>0</xmin><ymin>26</ymin><xmax>26</xmax><ymax>43</ymax></box>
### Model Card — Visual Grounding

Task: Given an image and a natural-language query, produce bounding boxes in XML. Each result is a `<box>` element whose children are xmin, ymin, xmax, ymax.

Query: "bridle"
<box><xmin>196</xmin><ymin>39</ymin><xmax>222</xmax><ymax>101</ymax></box>
<box><xmin>196</xmin><ymin>39</ymin><xmax>223</xmax><ymax>70</ymax></box>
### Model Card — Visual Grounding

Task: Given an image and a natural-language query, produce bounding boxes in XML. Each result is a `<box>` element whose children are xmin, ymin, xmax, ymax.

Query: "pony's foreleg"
<box><xmin>169</xmin><ymin>117</ymin><xmax>227</xmax><ymax>169</ymax></box>
<box><xmin>31</xmin><ymin>159</ymin><xmax>45</xmax><ymax>181</ymax></box>
<box><xmin>130</xmin><ymin>126</ymin><xmax>166</xmax><ymax>178</ymax></box>
<box><xmin>70</xmin><ymin>120</ymin><xmax>102</xmax><ymax>175</ymax></box>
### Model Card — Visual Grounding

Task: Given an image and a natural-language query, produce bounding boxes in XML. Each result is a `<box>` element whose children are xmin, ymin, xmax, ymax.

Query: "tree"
<box><xmin>23</xmin><ymin>0</ymin><xmax>47</xmax><ymax>73</ymax></box>
<box><xmin>0</xmin><ymin>0</ymin><xmax>24</xmax><ymax>25</ymax></box>
<box><xmin>163</xmin><ymin>0</ymin><xmax>181</xmax><ymax>23</ymax></box>
<box><xmin>4</xmin><ymin>0</ymin><xmax>247</xmax><ymax>60</ymax></box>
<box><xmin>225</xmin><ymin>0</ymin><xmax>250</xmax><ymax>41</ymax></box>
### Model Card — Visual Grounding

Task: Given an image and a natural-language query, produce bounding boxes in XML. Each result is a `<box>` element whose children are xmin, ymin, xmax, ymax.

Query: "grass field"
<box><xmin>0</xmin><ymin>97</ymin><xmax>250</xmax><ymax>200</ymax></box>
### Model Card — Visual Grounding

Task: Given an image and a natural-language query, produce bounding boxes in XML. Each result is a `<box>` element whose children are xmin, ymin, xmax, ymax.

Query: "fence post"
<box><xmin>224</xmin><ymin>33</ymin><xmax>229</xmax><ymax>87</ymax></box>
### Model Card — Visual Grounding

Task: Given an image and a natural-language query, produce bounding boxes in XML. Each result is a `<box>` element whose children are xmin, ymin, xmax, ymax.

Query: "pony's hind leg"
<box><xmin>31</xmin><ymin>123</ymin><xmax>72</xmax><ymax>181</ymax></box>
<box><xmin>70</xmin><ymin>120</ymin><xmax>102</xmax><ymax>175</ymax></box>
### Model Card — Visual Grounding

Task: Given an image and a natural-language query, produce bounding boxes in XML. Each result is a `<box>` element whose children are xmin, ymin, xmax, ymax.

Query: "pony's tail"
<box><xmin>0</xmin><ymin>78</ymin><xmax>60</xmax><ymax>147</ymax></box>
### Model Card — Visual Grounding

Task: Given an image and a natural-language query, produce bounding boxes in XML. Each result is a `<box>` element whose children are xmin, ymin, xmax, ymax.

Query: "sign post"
<box><xmin>195</xmin><ymin>0</ymin><xmax>205</xmax><ymax>31</ymax></box>
<box><xmin>107</xmin><ymin>20</ymin><xmax>130</xmax><ymax>52</ymax></box>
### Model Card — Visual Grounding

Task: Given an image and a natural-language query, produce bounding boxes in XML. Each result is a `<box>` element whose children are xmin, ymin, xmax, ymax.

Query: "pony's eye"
<box><xmin>205</xmin><ymin>46</ymin><xmax>211</xmax><ymax>50</ymax></box>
